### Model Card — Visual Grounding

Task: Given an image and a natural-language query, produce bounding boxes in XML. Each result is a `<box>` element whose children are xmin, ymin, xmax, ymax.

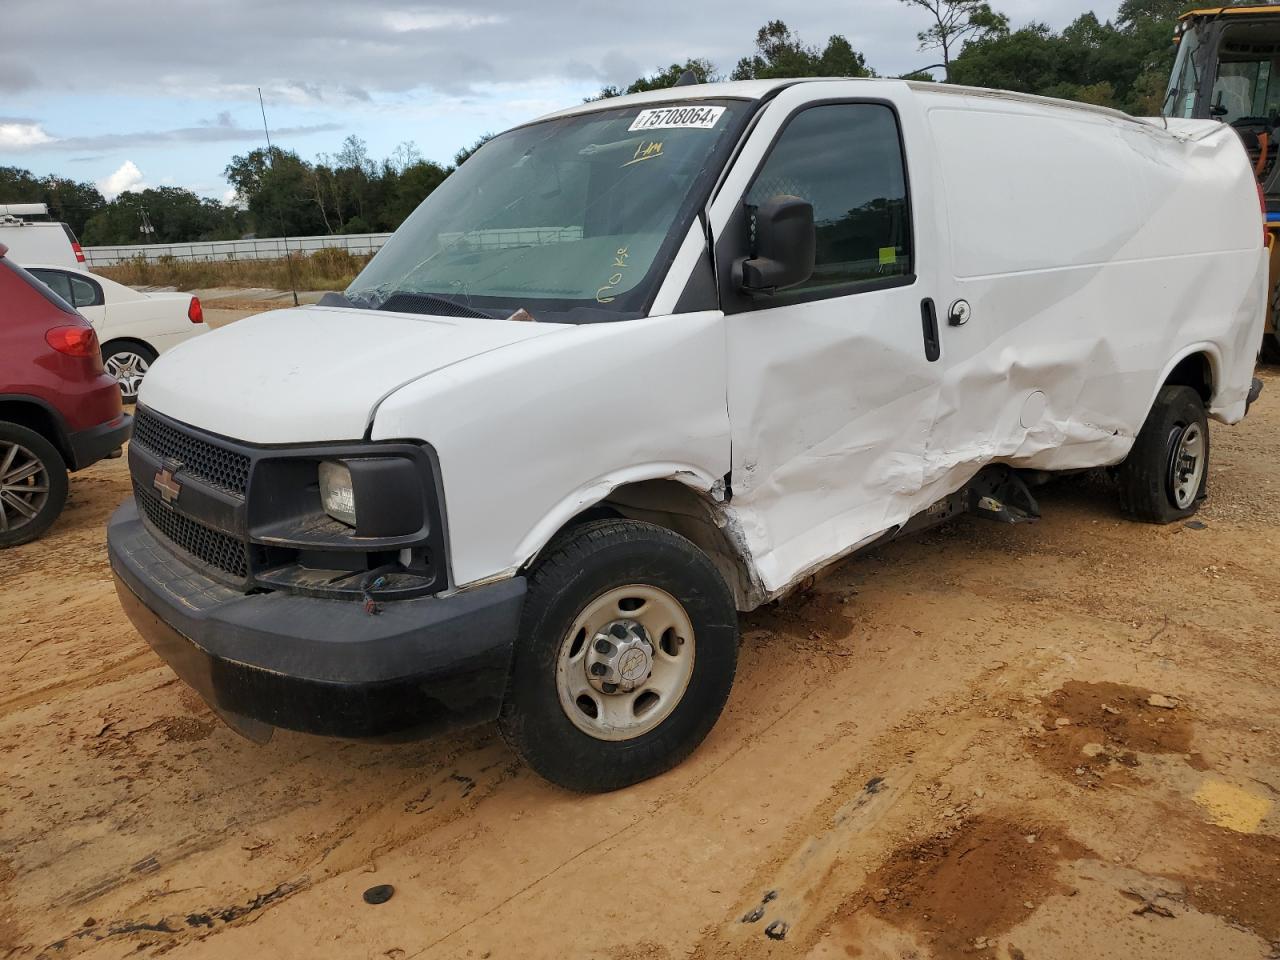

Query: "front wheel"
<box><xmin>1117</xmin><ymin>385</ymin><xmax>1209</xmax><ymax>524</ymax></box>
<box><xmin>101</xmin><ymin>340</ymin><xmax>157</xmax><ymax>403</ymax></box>
<box><xmin>499</xmin><ymin>519</ymin><xmax>738</xmax><ymax>792</ymax></box>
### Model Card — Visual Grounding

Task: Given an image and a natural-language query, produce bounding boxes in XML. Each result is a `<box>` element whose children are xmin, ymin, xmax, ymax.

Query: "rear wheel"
<box><xmin>499</xmin><ymin>519</ymin><xmax>738</xmax><ymax>792</ymax></box>
<box><xmin>1261</xmin><ymin>331</ymin><xmax>1280</xmax><ymax>365</ymax></box>
<box><xmin>101</xmin><ymin>340</ymin><xmax>156</xmax><ymax>403</ymax></box>
<box><xmin>0</xmin><ymin>422</ymin><xmax>69</xmax><ymax>548</ymax></box>
<box><xmin>1117</xmin><ymin>385</ymin><xmax>1209</xmax><ymax>524</ymax></box>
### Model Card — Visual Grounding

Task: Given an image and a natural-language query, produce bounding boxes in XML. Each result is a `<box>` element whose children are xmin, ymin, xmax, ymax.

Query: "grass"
<box><xmin>95</xmin><ymin>247</ymin><xmax>374</xmax><ymax>292</ymax></box>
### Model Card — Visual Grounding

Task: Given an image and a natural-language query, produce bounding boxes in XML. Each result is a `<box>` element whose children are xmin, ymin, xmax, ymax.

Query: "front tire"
<box><xmin>101</xmin><ymin>340</ymin><xmax>157</xmax><ymax>403</ymax></box>
<box><xmin>1117</xmin><ymin>385</ymin><xmax>1209</xmax><ymax>524</ymax></box>
<box><xmin>0</xmin><ymin>422</ymin><xmax>69</xmax><ymax>548</ymax></box>
<box><xmin>499</xmin><ymin>519</ymin><xmax>738</xmax><ymax>792</ymax></box>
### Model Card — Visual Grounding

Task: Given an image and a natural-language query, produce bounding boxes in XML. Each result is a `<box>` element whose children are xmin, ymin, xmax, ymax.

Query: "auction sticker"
<box><xmin>629</xmin><ymin>106</ymin><xmax>725</xmax><ymax>131</ymax></box>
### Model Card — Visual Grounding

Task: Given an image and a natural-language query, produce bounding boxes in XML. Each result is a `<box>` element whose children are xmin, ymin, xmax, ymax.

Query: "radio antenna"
<box><xmin>258</xmin><ymin>87</ymin><xmax>300</xmax><ymax>307</ymax></box>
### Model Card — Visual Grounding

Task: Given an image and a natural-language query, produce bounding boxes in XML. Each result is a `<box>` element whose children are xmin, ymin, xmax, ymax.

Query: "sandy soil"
<box><xmin>1</xmin><ymin>363</ymin><xmax>1278</xmax><ymax>960</ymax></box>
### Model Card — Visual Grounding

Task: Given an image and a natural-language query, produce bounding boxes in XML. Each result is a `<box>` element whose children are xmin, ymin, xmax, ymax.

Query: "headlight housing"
<box><xmin>319</xmin><ymin>460</ymin><xmax>357</xmax><ymax>527</ymax></box>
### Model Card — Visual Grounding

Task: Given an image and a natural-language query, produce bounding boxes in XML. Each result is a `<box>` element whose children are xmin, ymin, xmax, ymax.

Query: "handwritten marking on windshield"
<box><xmin>596</xmin><ymin>247</ymin><xmax>630</xmax><ymax>303</ymax></box>
<box><xmin>623</xmin><ymin>141</ymin><xmax>664</xmax><ymax>167</ymax></box>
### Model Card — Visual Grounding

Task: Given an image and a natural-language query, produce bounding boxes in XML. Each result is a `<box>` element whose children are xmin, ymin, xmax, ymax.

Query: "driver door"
<box><xmin>711</xmin><ymin>88</ymin><xmax>948</xmax><ymax>594</ymax></box>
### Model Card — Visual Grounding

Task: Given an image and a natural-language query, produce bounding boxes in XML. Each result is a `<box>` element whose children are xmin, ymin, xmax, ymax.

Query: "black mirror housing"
<box><xmin>737</xmin><ymin>196</ymin><xmax>816</xmax><ymax>295</ymax></box>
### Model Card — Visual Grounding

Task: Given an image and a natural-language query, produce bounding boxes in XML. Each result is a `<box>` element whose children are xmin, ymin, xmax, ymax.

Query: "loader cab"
<box><xmin>1167</xmin><ymin>8</ymin><xmax>1280</xmax><ymax>358</ymax></box>
<box><xmin>1165</xmin><ymin>9</ymin><xmax>1280</xmax><ymax>202</ymax></box>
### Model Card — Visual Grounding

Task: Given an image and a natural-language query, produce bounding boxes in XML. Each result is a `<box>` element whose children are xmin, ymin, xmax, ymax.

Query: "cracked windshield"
<box><xmin>345</xmin><ymin>101</ymin><xmax>746</xmax><ymax>322</ymax></box>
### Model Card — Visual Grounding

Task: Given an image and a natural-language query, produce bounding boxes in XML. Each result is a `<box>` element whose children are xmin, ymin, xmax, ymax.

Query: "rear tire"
<box><xmin>1261</xmin><ymin>331</ymin><xmax>1280</xmax><ymax>365</ymax></box>
<box><xmin>101</xmin><ymin>340</ymin><xmax>157</xmax><ymax>403</ymax></box>
<box><xmin>1117</xmin><ymin>385</ymin><xmax>1209</xmax><ymax>524</ymax></box>
<box><xmin>0</xmin><ymin>422</ymin><xmax>69</xmax><ymax>548</ymax></box>
<box><xmin>499</xmin><ymin>519</ymin><xmax>738</xmax><ymax>792</ymax></box>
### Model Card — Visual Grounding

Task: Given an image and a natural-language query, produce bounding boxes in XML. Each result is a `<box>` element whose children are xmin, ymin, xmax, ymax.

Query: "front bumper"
<box><xmin>68</xmin><ymin>412</ymin><xmax>131</xmax><ymax>471</ymax></box>
<box><xmin>107</xmin><ymin>500</ymin><xmax>525</xmax><ymax>741</ymax></box>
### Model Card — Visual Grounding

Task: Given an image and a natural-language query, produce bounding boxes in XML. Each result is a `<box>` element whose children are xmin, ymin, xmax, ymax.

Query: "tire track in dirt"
<box><xmin>0</xmin><ymin>649</ymin><xmax>158</xmax><ymax>718</ymax></box>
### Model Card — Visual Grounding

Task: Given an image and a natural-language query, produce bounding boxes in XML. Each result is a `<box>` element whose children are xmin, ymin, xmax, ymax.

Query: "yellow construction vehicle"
<box><xmin>1167</xmin><ymin>5</ymin><xmax>1280</xmax><ymax>360</ymax></box>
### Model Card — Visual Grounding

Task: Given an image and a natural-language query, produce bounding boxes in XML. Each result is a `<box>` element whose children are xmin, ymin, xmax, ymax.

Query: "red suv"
<box><xmin>1</xmin><ymin>243</ymin><xmax>131</xmax><ymax>546</ymax></box>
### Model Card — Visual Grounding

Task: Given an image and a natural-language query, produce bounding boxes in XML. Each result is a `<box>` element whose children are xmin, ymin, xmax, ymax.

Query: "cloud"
<box><xmin>0</xmin><ymin>118</ymin><xmax>54</xmax><ymax>149</ymax></box>
<box><xmin>5</xmin><ymin>0</ymin><xmax>1092</xmax><ymax>101</ymax></box>
<box><xmin>202</xmin><ymin>110</ymin><xmax>235</xmax><ymax>128</ymax></box>
<box><xmin>0</xmin><ymin>61</ymin><xmax>37</xmax><ymax>93</ymax></box>
<box><xmin>382</xmin><ymin>11</ymin><xmax>504</xmax><ymax>32</ymax></box>
<box><xmin>98</xmin><ymin>160</ymin><xmax>147</xmax><ymax>199</ymax></box>
<box><xmin>2</xmin><ymin>118</ymin><xmax>343</xmax><ymax>152</ymax></box>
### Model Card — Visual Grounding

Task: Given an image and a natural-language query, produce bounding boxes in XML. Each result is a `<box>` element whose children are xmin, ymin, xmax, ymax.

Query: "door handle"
<box><xmin>920</xmin><ymin>298</ymin><xmax>941</xmax><ymax>362</ymax></box>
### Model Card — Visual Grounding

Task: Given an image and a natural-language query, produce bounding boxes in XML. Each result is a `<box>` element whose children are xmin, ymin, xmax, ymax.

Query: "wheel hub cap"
<box><xmin>105</xmin><ymin>352</ymin><xmax>150</xmax><ymax>398</ymax></box>
<box><xmin>585</xmin><ymin>620</ymin><xmax>654</xmax><ymax>693</ymax></box>
<box><xmin>1167</xmin><ymin>422</ymin><xmax>1205</xmax><ymax>509</ymax></box>
<box><xmin>555</xmin><ymin>583</ymin><xmax>696</xmax><ymax>742</ymax></box>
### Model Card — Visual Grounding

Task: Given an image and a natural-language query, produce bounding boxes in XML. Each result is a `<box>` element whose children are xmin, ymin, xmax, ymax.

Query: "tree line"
<box><xmin>2</xmin><ymin>1</ymin><xmax>1190</xmax><ymax>246</ymax></box>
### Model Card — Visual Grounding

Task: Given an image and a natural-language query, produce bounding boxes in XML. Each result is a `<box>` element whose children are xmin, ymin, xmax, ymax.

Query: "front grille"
<box><xmin>132</xmin><ymin>408</ymin><xmax>251</xmax><ymax>496</ymax></box>
<box><xmin>134</xmin><ymin>480</ymin><xmax>248</xmax><ymax>579</ymax></box>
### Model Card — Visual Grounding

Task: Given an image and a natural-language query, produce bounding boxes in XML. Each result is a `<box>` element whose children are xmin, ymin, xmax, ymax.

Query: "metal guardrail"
<box><xmin>82</xmin><ymin>232</ymin><xmax>393</xmax><ymax>267</ymax></box>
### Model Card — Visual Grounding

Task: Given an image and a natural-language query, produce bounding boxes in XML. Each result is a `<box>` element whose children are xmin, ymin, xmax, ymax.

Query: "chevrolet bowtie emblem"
<box><xmin>153</xmin><ymin>466</ymin><xmax>183</xmax><ymax>504</ymax></box>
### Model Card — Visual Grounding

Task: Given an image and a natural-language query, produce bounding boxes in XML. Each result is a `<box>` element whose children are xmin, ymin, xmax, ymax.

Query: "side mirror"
<box><xmin>737</xmin><ymin>196</ymin><xmax>815</xmax><ymax>295</ymax></box>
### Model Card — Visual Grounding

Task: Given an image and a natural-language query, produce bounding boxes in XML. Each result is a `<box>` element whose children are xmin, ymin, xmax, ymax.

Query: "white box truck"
<box><xmin>0</xmin><ymin>204</ymin><xmax>88</xmax><ymax>271</ymax></box>
<box><xmin>107</xmin><ymin>79</ymin><xmax>1266</xmax><ymax>791</ymax></box>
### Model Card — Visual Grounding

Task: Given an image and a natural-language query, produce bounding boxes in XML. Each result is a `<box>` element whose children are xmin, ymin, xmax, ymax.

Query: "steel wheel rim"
<box><xmin>0</xmin><ymin>441</ymin><xmax>51</xmax><ymax>534</ymax></box>
<box><xmin>555</xmin><ymin>583</ymin><xmax>696</xmax><ymax>742</ymax></box>
<box><xmin>105</xmin><ymin>351</ymin><xmax>150</xmax><ymax>399</ymax></box>
<box><xmin>1166</xmin><ymin>421</ymin><xmax>1205</xmax><ymax>509</ymax></box>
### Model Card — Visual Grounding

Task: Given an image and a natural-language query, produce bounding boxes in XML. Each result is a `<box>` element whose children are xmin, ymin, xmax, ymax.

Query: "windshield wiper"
<box><xmin>318</xmin><ymin>290</ymin><xmax>369</xmax><ymax>310</ymax></box>
<box><xmin>376</xmin><ymin>291</ymin><xmax>495</xmax><ymax>319</ymax></box>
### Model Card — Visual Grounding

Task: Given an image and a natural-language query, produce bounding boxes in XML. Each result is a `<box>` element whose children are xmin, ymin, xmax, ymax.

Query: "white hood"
<box><xmin>137</xmin><ymin>305</ymin><xmax>565</xmax><ymax>443</ymax></box>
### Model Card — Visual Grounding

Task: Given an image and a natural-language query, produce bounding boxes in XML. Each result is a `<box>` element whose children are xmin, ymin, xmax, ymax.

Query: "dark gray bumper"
<box><xmin>107</xmin><ymin>499</ymin><xmax>525</xmax><ymax>741</ymax></box>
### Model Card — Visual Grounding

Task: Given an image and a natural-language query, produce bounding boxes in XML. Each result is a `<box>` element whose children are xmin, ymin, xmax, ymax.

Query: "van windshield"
<box><xmin>345</xmin><ymin>100</ymin><xmax>748</xmax><ymax>323</ymax></box>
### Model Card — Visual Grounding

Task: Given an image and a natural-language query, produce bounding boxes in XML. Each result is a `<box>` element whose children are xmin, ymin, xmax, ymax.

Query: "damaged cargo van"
<box><xmin>108</xmin><ymin>79</ymin><xmax>1267</xmax><ymax>791</ymax></box>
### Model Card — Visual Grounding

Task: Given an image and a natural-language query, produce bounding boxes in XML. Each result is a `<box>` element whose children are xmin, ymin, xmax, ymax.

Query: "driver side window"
<box><xmin>746</xmin><ymin>103</ymin><xmax>912</xmax><ymax>298</ymax></box>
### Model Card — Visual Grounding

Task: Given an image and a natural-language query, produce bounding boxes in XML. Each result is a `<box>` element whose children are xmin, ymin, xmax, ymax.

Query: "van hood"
<box><xmin>137</xmin><ymin>304</ymin><xmax>566</xmax><ymax>443</ymax></box>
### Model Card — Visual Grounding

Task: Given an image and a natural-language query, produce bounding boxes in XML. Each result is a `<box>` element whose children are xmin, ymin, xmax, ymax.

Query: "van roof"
<box><xmin>533</xmin><ymin>76</ymin><xmax>1147</xmax><ymax>129</ymax></box>
<box><xmin>530</xmin><ymin>79</ymin><xmax>798</xmax><ymax>123</ymax></box>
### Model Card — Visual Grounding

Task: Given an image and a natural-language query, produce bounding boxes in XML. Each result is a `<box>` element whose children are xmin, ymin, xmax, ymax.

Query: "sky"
<box><xmin>1</xmin><ymin>0</ymin><xmax>1121</xmax><ymax>203</ymax></box>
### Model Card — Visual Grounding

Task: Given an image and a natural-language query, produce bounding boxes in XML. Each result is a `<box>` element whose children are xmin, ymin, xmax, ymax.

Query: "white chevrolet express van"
<box><xmin>108</xmin><ymin>79</ymin><xmax>1266</xmax><ymax>791</ymax></box>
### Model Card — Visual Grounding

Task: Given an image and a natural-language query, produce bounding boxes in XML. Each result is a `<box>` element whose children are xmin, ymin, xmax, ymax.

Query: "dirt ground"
<box><xmin>2</xmin><ymin>338</ymin><xmax>1278</xmax><ymax>960</ymax></box>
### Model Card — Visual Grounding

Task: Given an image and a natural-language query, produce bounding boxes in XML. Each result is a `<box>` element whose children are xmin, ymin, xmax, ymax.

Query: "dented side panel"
<box><xmin>712</xmin><ymin>83</ymin><xmax>1266</xmax><ymax>599</ymax></box>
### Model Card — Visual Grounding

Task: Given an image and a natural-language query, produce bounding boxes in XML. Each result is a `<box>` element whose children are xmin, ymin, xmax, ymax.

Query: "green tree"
<box><xmin>81</xmin><ymin>187</ymin><xmax>242</xmax><ymax>245</ymax></box>
<box><xmin>731</xmin><ymin>20</ymin><xmax>874</xmax><ymax>80</ymax></box>
<box><xmin>454</xmin><ymin>133</ymin><xmax>495</xmax><ymax>167</ymax></box>
<box><xmin>899</xmin><ymin>0</ymin><xmax>1009</xmax><ymax>80</ymax></box>
<box><xmin>0</xmin><ymin>166</ymin><xmax>106</xmax><ymax>237</ymax></box>
<box><xmin>225</xmin><ymin>146</ymin><xmax>329</xmax><ymax>238</ymax></box>
<box><xmin>949</xmin><ymin>1</ymin><xmax>1183</xmax><ymax>115</ymax></box>
<box><xmin>591</xmin><ymin>59</ymin><xmax>718</xmax><ymax>100</ymax></box>
<box><xmin>386</xmin><ymin>160</ymin><xmax>450</xmax><ymax>225</ymax></box>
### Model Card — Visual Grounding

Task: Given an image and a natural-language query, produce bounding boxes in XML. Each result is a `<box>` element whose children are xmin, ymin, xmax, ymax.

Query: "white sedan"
<box><xmin>26</xmin><ymin>265</ymin><xmax>208</xmax><ymax>402</ymax></box>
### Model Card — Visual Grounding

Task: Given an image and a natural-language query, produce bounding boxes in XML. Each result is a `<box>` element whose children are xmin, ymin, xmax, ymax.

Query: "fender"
<box><xmin>512</xmin><ymin>461</ymin><xmax>723</xmax><ymax>573</ymax></box>
<box><xmin>1150</xmin><ymin>341</ymin><xmax>1221</xmax><ymax>414</ymax></box>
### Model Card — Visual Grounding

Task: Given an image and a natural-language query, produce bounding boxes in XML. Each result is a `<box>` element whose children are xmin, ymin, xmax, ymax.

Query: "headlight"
<box><xmin>319</xmin><ymin>460</ymin><xmax>357</xmax><ymax>527</ymax></box>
